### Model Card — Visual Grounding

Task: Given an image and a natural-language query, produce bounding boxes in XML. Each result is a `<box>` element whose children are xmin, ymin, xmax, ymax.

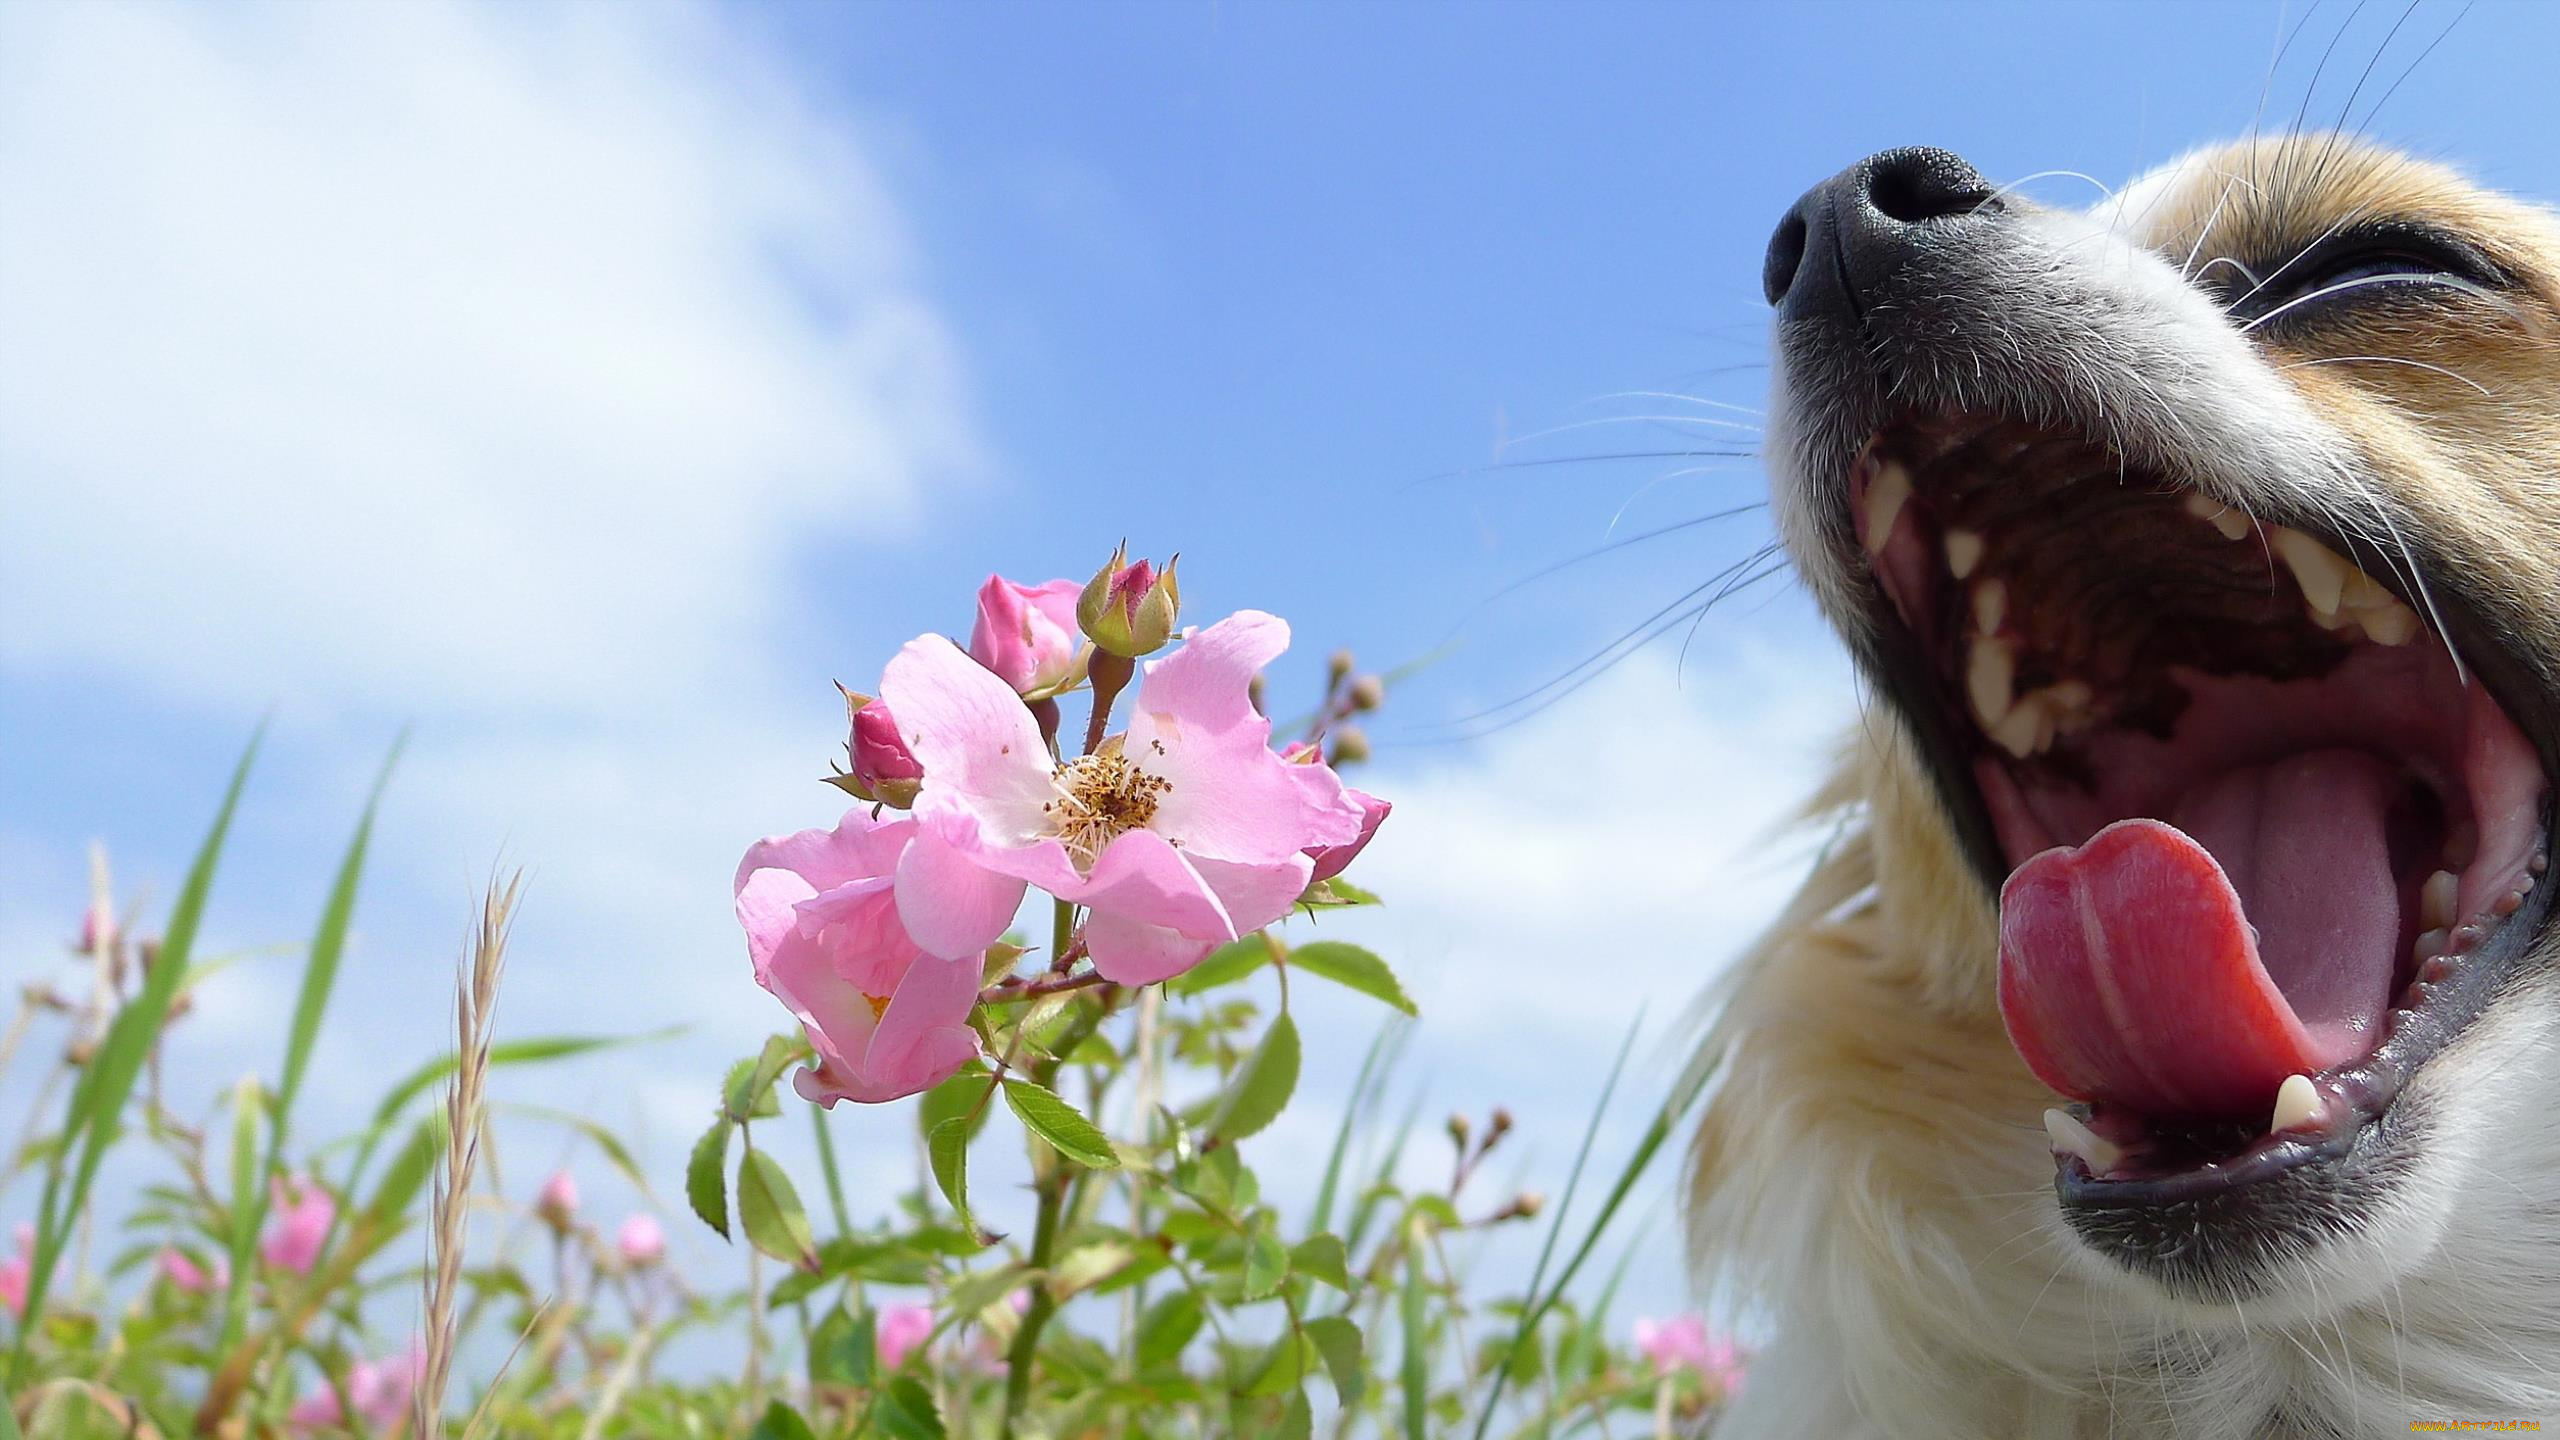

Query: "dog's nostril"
<box><xmin>1862</xmin><ymin>146</ymin><xmax>1998</xmax><ymax>225</ymax></box>
<box><xmin>1763</xmin><ymin>209</ymin><xmax>1810</xmax><ymax>307</ymax></box>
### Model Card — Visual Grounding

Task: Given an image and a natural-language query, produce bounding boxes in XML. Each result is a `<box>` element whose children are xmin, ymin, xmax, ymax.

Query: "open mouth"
<box><xmin>1848</xmin><ymin>414</ymin><xmax>2554</xmax><ymax>1207</ymax></box>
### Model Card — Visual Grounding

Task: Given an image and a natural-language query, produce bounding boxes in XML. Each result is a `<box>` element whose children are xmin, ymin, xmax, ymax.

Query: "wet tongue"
<box><xmin>1997</xmin><ymin>750</ymin><xmax>2403</xmax><ymax>1120</ymax></box>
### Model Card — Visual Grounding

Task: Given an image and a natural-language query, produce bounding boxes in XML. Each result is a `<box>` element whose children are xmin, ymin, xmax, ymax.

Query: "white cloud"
<box><xmin>0</xmin><ymin>0</ymin><xmax>975</xmax><ymax>713</ymax></box>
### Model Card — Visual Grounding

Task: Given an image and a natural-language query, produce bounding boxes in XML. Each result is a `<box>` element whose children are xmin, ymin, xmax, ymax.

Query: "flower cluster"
<box><xmin>735</xmin><ymin>558</ymin><xmax>1388</xmax><ymax>1104</ymax></box>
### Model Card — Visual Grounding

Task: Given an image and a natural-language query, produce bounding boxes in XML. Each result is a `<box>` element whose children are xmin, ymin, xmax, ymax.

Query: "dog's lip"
<box><xmin>1832</xmin><ymin>414</ymin><xmax>2560</xmax><ymax>1208</ymax></box>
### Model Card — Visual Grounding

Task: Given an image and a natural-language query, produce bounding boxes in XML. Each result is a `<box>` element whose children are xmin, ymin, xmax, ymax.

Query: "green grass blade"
<box><xmin>219</xmin><ymin>735</ymin><xmax>401</xmax><ymax>1356</ymax></box>
<box><xmin>1310</xmin><ymin>1020</ymin><xmax>1399</xmax><ymax>1237</ymax></box>
<box><xmin>1467</xmin><ymin>1007</ymin><xmax>1643</xmax><ymax>1440</ymax></box>
<box><xmin>1399</xmin><ymin>1216</ymin><xmax>1430</xmax><ymax>1440</ymax></box>
<box><xmin>11</xmin><ymin>725</ymin><xmax>260</xmax><ymax>1382</ymax></box>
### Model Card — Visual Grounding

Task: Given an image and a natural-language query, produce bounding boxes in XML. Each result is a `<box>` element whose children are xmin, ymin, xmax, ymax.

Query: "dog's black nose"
<box><xmin>1763</xmin><ymin>147</ymin><xmax>2001</xmax><ymax>314</ymax></box>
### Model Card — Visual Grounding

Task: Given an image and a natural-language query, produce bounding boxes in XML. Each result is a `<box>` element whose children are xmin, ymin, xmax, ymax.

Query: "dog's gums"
<box><xmin>1844</xmin><ymin>418</ymin><xmax>2553</xmax><ymax>1200</ymax></box>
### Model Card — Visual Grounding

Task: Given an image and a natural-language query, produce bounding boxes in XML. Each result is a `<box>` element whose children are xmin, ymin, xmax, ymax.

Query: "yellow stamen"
<box><xmin>1041</xmin><ymin>742</ymin><xmax>1173</xmax><ymax>867</ymax></box>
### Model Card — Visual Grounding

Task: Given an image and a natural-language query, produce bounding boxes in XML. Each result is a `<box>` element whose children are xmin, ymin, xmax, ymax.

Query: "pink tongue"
<box><xmin>1997</xmin><ymin>750</ymin><xmax>2404</xmax><ymax>1119</ymax></box>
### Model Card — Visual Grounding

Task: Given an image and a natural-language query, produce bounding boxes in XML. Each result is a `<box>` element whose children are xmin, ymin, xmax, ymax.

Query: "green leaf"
<box><xmin>14</xmin><ymin>728</ymin><xmax>258</xmax><ymax>1376</ymax></box>
<box><xmin>725</xmin><ymin>1034</ymin><xmax>801</xmax><ymax>1122</ymax></box>
<box><xmin>1283</xmin><ymin>941</ymin><xmax>1416</xmax><ymax>1016</ymax></box>
<box><xmin>736</xmin><ymin>1148</ymin><xmax>818</xmax><ymax>1270</ymax></box>
<box><xmin>917</xmin><ymin>1069</ymin><xmax>994</xmax><ymax>1145</ymax></box>
<box><xmin>1002</xmin><ymin>1079</ymin><xmax>1118</xmax><ymax>1169</ymax></box>
<box><xmin>873</xmin><ymin>1375</ymin><xmax>947</xmax><ymax>1440</ymax></box>
<box><xmin>360</xmin><ymin>1112</ymin><xmax>445</xmax><ymax>1232</ymax></box>
<box><xmin>1291</xmin><ymin>1233</ymin><xmax>1352</xmax><ymax>1293</ymax></box>
<box><xmin>1170</xmin><ymin>935</ymin><xmax>1271</xmax><ymax>996</ymax></box>
<box><xmin>747</xmin><ymin>1400</ymin><xmax>819</xmax><ymax>1440</ymax></box>
<box><xmin>687</xmin><ymin>1120</ymin><xmax>732</xmax><ymax>1240</ymax></box>
<box><xmin>1305</xmin><ymin>1315</ymin><xmax>1367</xmax><ymax>1406</ymax></box>
<box><xmin>833</xmin><ymin>1307</ymin><xmax>879</xmax><ymax>1387</ymax></box>
<box><xmin>1135</xmin><ymin>1290</ymin><xmax>1203</xmax><ymax>1368</ymax></box>
<box><xmin>1207</xmin><ymin>1012</ymin><xmax>1300</xmax><ymax>1142</ymax></box>
<box><xmin>1243</xmin><ymin>1225</ymin><xmax>1289</xmax><ymax>1301</ymax></box>
<box><xmin>927</xmin><ymin>1117</ymin><xmax>973</xmax><ymax>1232</ymax></box>
<box><xmin>1275</xmin><ymin>1391</ymin><xmax>1313</xmax><ymax>1440</ymax></box>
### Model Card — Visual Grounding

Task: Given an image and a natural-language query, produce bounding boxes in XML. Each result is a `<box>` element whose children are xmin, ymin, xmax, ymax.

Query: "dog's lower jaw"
<box><xmin>1688</xmin><ymin>731</ymin><xmax>2560</xmax><ymax>1440</ymax></box>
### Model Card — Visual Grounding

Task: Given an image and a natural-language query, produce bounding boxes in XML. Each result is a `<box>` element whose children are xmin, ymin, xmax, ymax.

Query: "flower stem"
<box><xmin>996</xmin><ymin>899</ymin><xmax>1101</xmax><ymax>1439</ymax></box>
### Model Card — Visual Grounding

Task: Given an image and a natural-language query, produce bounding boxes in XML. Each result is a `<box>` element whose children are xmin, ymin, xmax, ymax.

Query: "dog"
<box><xmin>1687</xmin><ymin>136</ymin><xmax>2560</xmax><ymax>1437</ymax></box>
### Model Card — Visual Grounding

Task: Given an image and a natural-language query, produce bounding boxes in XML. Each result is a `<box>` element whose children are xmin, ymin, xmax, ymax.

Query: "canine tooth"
<box><xmin>1988</xmin><ymin>693</ymin><xmax>2053</xmax><ymax>758</ymax></box>
<box><xmin>1972</xmin><ymin>578</ymin><xmax>2007</xmax><ymax>635</ymax></box>
<box><xmin>1968</xmin><ymin>635</ymin><xmax>2015</xmax><ymax>726</ymax></box>
<box><xmin>2414</xmin><ymin>927</ymin><xmax>2449</xmax><ymax>962</ymax></box>
<box><xmin>2044</xmin><ymin>1108</ymin><xmax>2122</xmax><ymax>1171</ymax></box>
<box><xmin>2181</xmin><ymin>492</ymin><xmax>2254</xmax><ymax>541</ymax></box>
<box><xmin>1862</xmin><ymin>460</ymin><xmax>1912</xmax><ymax>555</ymax></box>
<box><xmin>2271</xmin><ymin>1074</ymin><xmax>2324</xmax><ymax>1133</ymax></box>
<box><xmin>2359</xmin><ymin>597</ymin><xmax>2420</xmax><ymax>646</ymax></box>
<box><xmin>2273</xmin><ymin>529</ymin><xmax>2349</xmax><ymax>617</ymax></box>
<box><xmin>2421</xmin><ymin>870</ymin><xmax>2460</xmax><ymax>932</ymax></box>
<box><xmin>1945</xmin><ymin>528</ymin><xmax>1985</xmax><ymax>579</ymax></box>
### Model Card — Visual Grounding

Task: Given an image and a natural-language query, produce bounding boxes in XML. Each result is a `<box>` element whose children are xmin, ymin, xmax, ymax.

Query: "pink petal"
<box><xmin>1081</xmin><ymin>908</ymin><xmax>1216</xmax><ymax>986</ymax></box>
<box><xmin>895</xmin><ymin>827</ymin><xmax>1030</xmax><ymax>959</ymax></box>
<box><xmin>880</xmin><ymin>636</ymin><xmax>1056</xmax><ymax>843</ymax></box>
<box><xmin>1062</xmin><ymin>828</ymin><xmax>1235</xmax><ymax>938</ymax></box>
<box><xmin>1188</xmin><ymin>853</ymin><xmax>1316</xmax><ymax>938</ymax></box>
<box><xmin>734</xmin><ymin>810</ymin><xmax>915</xmax><ymax>897</ymax></box>
<box><xmin>1133</xmin><ymin>610</ymin><xmax>1288</xmax><ymax>735</ymax></box>
<box><xmin>859</xmin><ymin>952</ymin><xmax>984</xmax><ymax>1099</ymax></box>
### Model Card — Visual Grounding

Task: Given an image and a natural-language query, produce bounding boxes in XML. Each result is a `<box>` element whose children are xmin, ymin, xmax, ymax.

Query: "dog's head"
<box><xmin>1759</xmin><ymin>136</ymin><xmax>2560</xmax><ymax>1330</ymax></box>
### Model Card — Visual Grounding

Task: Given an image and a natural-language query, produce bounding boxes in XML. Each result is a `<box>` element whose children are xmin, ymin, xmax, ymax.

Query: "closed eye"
<box><xmin>2224</xmin><ymin>223</ymin><xmax>2511</xmax><ymax>331</ymax></box>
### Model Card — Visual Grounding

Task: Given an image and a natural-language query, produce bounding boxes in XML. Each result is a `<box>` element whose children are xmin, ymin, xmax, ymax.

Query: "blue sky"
<box><xmin>5</xmin><ymin>0</ymin><xmax>2557</xmax><ymax>1348</ymax></box>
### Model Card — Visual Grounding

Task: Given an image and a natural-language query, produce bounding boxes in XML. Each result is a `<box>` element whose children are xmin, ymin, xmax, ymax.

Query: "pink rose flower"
<box><xmin>736</xmin><ymin>809</ymin><xmax>983</xmax><ymax>1104</ymax></box>
<box><xmin>0</xmin><ymin>1224</ymin><xmax>31</xmax><ymax>1318</ymax></box>
<box><xmin>616</xmin><ymin>1214</ymin><xmax>666</xmax><ymax>1267</ymax></box>
<box><xmin>289</xmin><ymin>1346</ymin><xmax>423</xmax><ymax>1434</ymax></box>
<box><xmin>879</xmin><ymin>611</ymin><xmax>1367</xmax><ymax>985</ymax></box>
<box><xmin>158</xmin><ymin>1247</ymin><xmax>226</xmax><ymax>1293</ymax></box>
<box><xmin>262</xmin><ymin>1176</ymin><xmax>335</xmax><ymax>1274</ymax></box>
<box><xmin>1633</xmin><ymin>1314</ymin><xmax>1746</xmax><ymax>1393</ymax></box>
<box><xmin>536</xmin><ymin>1170</ymin><xmax>579</xmax><ymax>1226</ymax></box>
<box><xmin>876</xmin><ymin>1302</ymin><xmax>935</xmax><ymax>1370</ymax></box>
<box><xmin>969</xmin><ymin>576</ymin><xmax>1085</xmax><ymax>696</ymax></box>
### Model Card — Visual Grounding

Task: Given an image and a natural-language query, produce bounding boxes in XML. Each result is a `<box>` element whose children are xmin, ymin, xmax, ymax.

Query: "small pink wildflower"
<box><xmin>616</xmin><ymin>1213</ymin><xmax>666</xmax><ymax>1267</ymax></box>
<box><xmin>879</xmin><ymin>611</ymin><xmax>1367</xmax><ymax>984</ymax></box>
<box><xmin>158</xmin><ymin>1247</ymin><xmax>226</xmax><ymax>1293</ymax></box>
<box><xmin>288</xmin><ymin>1346</ymin><xmax>423</xmax><ymax>1434</ymax></box>
<box><xmin>876</xmin><ymin>1302</ymin><xmax>935</xmax><ymax>1369</ymax></box>
<box><xmin>735</xmin><ymin>808</ymin><xmax>982</xmax><ymax>1104</ymax></box>
<box><xmin>1633</xmin><ymin>1313</ymin><xmax>1746</xmax><ymax>1393</ymax></box>
<box><xmin>0</xmin><ymin>1224</ymin><xmax>31</xmax><ymax>1318</ymax></box>
<box><xmin>969</xmin><ymin>575</ymin><xmax>1085</xmax><ymax>696</ymax></box>
<box><xmin>261</xmin><ymin>1176</ymin><xmax>335</xmax><ymax>1275</ymax></box>
<box><xmin>536</xmin><ymin>1170</ymin><xmax>579</xmax><ymax>1227</ymax></box>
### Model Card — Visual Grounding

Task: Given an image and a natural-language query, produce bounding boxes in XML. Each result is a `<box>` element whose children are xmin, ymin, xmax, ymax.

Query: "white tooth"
<box><xmin>2359</xmin><ymin>597</ymin><xmax>2419</xmax><ymax>646</ymax></box>
<box><xmin>1862</xmin><ymin>460</ymin><xmax>1912</xmax><ymax>556</ymax></box>
<box><xmin>2422</xmin><ymin>869</ymin><xmax>2460</xmax><ymax>932</ymax></box>
<box><xmin>2271</xmin><ymin>1074</ymin><xmax>2324</xmax><ymax>1133</ymax></box>
<box><xmin>2273</xmin><ymin>528</ymin><xmax>2349</xmax><ymax>617</ymax></box>
<box><xmin>1988</xmin><ymin>693</ymin><xmax>2052</xmax><ymax>758</ymax></box>
<box><xmin>1972</xmin><ymin>578</ymin><xmax>2007</xmax><ymax>635</ymax></box>
<box><xmin>2340</xmin><ymin>569</ymin><xmax>2390</xmax><ymax>611</ymax></box>
<box><xmin>2182</xmin><ymin>491</ymin><xmax>2253</xmax><ymax>540</ymax></box>
<box><xmin>1968</xmin><ymin>635</ymin><xmax>2015</xmax><ymax>726</ymax></box>
<box><xmin>2044</xmin><ymin>1108</ymin><xmax>2122</xmax><ymax>1171</ymax></box>
<box><xmin>1945</xmin><ymin>528</ymin><xmax>1985</xmax><ymax>579</ymax></box>
<box><xmin>2414</xmin><ymin>927</ymin><xmax>2450</xmax><ymax>962</ymax></box>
